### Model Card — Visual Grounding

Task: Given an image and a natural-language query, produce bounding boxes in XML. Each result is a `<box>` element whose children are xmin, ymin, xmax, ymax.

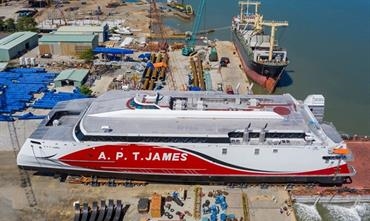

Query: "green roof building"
<box><xmin>0</xmin><ymin>32</ymin><xmax>38</xmax><ymax>61</ymax></box>
<box><xmin>39</xmin><ymin>33</ymin><xmax>98</xmax><ymax>57</ymax></box>
<box><xmin>54</xmin><ymin>69</ymin><xmax>89</xmax><ymax>87</ymax></box>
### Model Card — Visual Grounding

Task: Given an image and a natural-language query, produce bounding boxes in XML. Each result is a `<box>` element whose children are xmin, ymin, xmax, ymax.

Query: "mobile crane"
<box><xmin>182</xmin><ymin>0</ymin><xmax>206</xmax><ymax>56</ymax></box>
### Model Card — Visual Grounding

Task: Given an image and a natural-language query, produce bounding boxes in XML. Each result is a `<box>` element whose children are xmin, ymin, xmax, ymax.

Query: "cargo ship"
<box><xmin>17</xmin><ymin>90</ymin><xmax>355</xmax><ymax>185</ymax></box>
<box><xmin>232</xmin><ymin>1</ymin><xmax>289</xmax><ymax>93</ymax></box>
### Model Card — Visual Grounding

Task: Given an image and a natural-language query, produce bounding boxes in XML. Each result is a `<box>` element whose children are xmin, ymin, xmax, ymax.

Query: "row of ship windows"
<box><xmin>76</xmin><ymin>135</ymin><xmax>304</xmax><ymax>144</ymax></box>
<box><xmin>228</xmin><ymin>132</ymin><xmax>306</xmax><ymax>139</ymax></box>
<box><xmin>75</xmin><ymin>126</ymin><xmax>306</xmax><ymax>143</ymax></box>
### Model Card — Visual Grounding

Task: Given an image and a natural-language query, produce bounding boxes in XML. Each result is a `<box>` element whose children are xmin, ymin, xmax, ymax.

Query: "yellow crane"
<box><xmin>261</xmin><ymin>20</ymin><xmax>289</xmax><ymax>61</ymax></box>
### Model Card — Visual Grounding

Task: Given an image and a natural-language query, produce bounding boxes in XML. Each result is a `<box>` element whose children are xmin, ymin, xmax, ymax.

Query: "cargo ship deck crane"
<box><xmin>182</xmin><ymin>0</ymin><xmax>206</xmax><ymax>56</ymax></box>
<box><xmin>261</xmin><ymin>21</ymin><xmax>289</xmax><ymax>61</ymax></box>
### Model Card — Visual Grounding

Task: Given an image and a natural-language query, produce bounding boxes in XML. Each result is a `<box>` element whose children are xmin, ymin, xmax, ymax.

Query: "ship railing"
<box><xmin>347</xmin><ymin>165</ymin><xmax>357</xmax><ymax>176</ymax></box>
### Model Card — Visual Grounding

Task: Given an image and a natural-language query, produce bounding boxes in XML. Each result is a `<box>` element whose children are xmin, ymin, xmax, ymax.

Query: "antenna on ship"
<box><xmin>261</xmin><ymin>20</ymin><xmax>289</xmax><ymax>61</ymax></box>
<box><xmin>239</xmin><ymin>1</ymin><xmax>263</xmax><ymax>32</ymax></box>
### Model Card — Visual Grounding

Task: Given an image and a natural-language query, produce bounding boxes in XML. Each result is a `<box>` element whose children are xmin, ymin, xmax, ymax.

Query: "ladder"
<box><xmin>7</xmin><ymin>121</ymin><xmax>37</xmax><ymax>207</ymax></box>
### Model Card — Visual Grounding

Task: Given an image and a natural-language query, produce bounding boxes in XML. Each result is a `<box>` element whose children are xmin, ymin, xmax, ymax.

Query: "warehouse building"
<box><xmin>54</xmin><ymin>69</ymin><xmax>89</xmax><ymax>87</ymax></box>
<box><xmin>55</xmin><ymin>24</ymin><xmax>109</xmax><ymax>43</ymax></box>
<box><xmin>39</xmin><ymin>34</ymin><xmax>98</xmax><ymax>57</ymax></box>
<box><xmin>0</xmin><ymin>32</ymin><xmax>38</xmax><ymax>61</ymax></box>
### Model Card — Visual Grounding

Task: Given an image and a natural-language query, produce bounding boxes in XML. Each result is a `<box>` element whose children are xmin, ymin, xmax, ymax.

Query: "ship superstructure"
<box><xmin>17</xmin><ymin>90</ymin><xmax>354</xmax><ymax>184</ymax></box>
<box><xmin>232</xmin><ymin>1</ymin><xmax>289</xmax><ymax>93</ymax></box>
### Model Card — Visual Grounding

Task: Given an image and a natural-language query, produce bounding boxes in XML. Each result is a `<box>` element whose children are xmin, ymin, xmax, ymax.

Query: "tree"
<box><xmin>4</xmin><ymin>18</ymin><xmax>16</xmax><ymax>32</ymax></box>
<box><xmin>79</xmin><ymin>48</ymin><xmax>95</xmax><ymax>62</ymax></box>
<box><xmin>16</xmin><ymin>17</ymin><xmax>38</xmax><ymax>32</ymax></box>
<box><xmin>79</xmin><ymin>85</ymin><xmax>93</xmax><ymax>96</ymax></box>
<box><xmin>0</xmin><ymin>18</ymin><xmax>4</xmax><ymax>31</ymax></box>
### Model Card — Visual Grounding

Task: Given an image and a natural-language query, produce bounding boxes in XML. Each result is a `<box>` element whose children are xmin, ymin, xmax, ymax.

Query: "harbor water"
<box><xmin>294</xmin><ymin>202</ymin><xmax>370</xmax><ymax>221</ymax></box>
<box><xmin>161</xmin><ymin>0</ymin><xmax>370</xmax><ymax>135</ymax></box>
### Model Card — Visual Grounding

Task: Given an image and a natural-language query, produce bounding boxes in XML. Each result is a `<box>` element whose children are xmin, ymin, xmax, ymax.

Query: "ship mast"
<box><xmin>239</xmin><ymin>1</ymin><xmax>261</xmax><ymax>21</ymax></box>
<box><xmin>261</xmin><ymin>21</ymin><xmax>288</xmax><ymax>61</ymax></box>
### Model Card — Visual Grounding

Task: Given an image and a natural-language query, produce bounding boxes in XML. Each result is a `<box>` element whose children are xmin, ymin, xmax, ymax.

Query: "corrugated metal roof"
<box><xmin>0</xmin><ymin>32</ymin><xmax>37</xmax><ymax>50</ymax></box>
<box><xmin>39</xmin><ymin>34</ymin><xmax>96</xmax><ymax>43</ymax></box>
<box><xmin>57</xmin><ymin>25</ymin><xmax>105</xmax><ymax>33</ymax></box>
<box><xmin>53</xmin><ymin>31</ymin><xmax>94</xmax><ymax>35</ymax></box>
<box><xmin>54</xmin><ymin>68</ymin><xmax>89</xmax><ymax>82</ymax></box>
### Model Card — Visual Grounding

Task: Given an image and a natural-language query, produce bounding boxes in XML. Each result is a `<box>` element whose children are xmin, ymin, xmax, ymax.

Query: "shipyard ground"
<box><xmin>0</xmin><ymin>120</ymin><xmax>369</xmax><ymax>220</ymax></box>
<box><xmin>0</xmin><ymin>120</ymin><xmax>292</xmax><ymax>221</ymax></box>
<box><xmin>0</xmin><ymin>151</ymin><xmax>295</xmax><ymax>221</ymax></box>
<box><xmin>1</xmin><ymin>1</ymin><xmax>369</xmax><ymax>220</ymax></box>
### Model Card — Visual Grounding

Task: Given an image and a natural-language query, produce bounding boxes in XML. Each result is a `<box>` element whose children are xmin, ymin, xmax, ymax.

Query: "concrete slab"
<box><xmin>91</xmin><ymin>75</ymin><xmax>113</xmax><ymax>96</ymax></box>
<box><xmin>215</xmin><ymin>41</ymin><xmax>252</xmax><ymax>94</ymax></box>
<box><xmin>0</xmin><ymin>120</ymin><xmax>41</xmax><ymax>151</ymax></box>
<box><xmin>244</xmin><ymin>186</ymin><xmax>295</xmax><ymax>221</ymax></box>
<box><xmin>167</xmin><ymin>49</ymin><xmax>191</xmax><ymax>91</ymax></box>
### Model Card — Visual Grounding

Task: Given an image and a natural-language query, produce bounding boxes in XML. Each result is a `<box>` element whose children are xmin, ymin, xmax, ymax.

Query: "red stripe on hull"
<box><xmin>59</xmin><ymin>144</ymin><xmax>351</xmax><ymax>177</ymax></box>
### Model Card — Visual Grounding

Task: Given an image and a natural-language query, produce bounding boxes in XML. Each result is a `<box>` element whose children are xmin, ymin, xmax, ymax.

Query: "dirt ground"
<box><xmin>34</xmin><ymin>0</ymin><xmax>151</xmax><ymax>36</ymax></box>
<box><xmin>0</xmin><ymin>148</ymin><xmax>296</xmax><ymax>221</ymax></box>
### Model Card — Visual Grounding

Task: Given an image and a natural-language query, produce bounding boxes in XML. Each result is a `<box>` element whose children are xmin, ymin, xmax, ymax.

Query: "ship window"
<box><xmin>222</xmin><ymin>148</ymin><xmax>227</xmax><ymax>155</ymax></box>
<box><xmin>273</xmin><ymin>149</ymin><xmax>278</xmax><ymax>153</ymax></box>
<box><xmin>265</xmin><ymin>132</ymin><xmax>306</xmax><ymax>139</ymax></box>
<box><xmin>30</xmin><ymin>140</ymin><xmax>41</xmax><ymax>145</ymax></box>
<box><xmin>74</xmin><ymin>124</ymin><xmax>85</xmax><ymax>141</ymax></box>
<box><xmin>228</xmin><ymin>132</ymin><xmax>259</xmax><ymax>138</ymax></box>
<box><xmin>77</xmin><ymin>133</ymin><xmax>230</xmax><ymax>143</ymax></box>
<box><xmin>129</xmin><ymin>98</ymin><xmax>160</xmax><ymax>110</ymax></box>
<box><xmin>228</xmin><ymin>132</ymin><xmax>243</xmax><ymax>138</ymax></box>
<box><xmin>254</xmin><ymin>148</ymin><xmax>260</xmax><ymax>155</ymax></box>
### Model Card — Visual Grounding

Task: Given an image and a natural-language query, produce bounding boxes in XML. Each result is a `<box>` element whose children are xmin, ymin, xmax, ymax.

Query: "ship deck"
<box><xmin>27</xmin><ymin>90</ymin><xmax>343</xmax><ymax>145</ymax></box>
<box><xmin>80</xmin><ymin>90</ymin><xmax>311</xmax><ymax>137</ymax></box>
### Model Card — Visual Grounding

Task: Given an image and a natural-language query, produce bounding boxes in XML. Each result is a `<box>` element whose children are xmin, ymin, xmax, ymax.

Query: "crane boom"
<box><xmin>261</xmin><ymin>20</ymin><xmax>288</xmax><ymax>61</ymax></box>
<box><xmin>182</xmin><ymin>0</ymin><xmax>206</xmax><ymax>56</ymax></box>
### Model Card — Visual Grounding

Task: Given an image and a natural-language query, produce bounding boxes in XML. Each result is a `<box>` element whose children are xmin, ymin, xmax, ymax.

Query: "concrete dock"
<box><xmin>168</xmin><ymin>41</ymin><xmax>251</xmax><ymax>93</ymax></box>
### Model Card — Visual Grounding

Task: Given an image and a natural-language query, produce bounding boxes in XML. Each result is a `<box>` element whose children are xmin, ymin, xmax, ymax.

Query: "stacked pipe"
<box><xmin>159</xmin><ymin>53</ymin><xmax>169</xmax><ymax>81</ymax></box>
<box><xmin>189</xmin><ymin>55</ymin><xmax>205</xmax><ymax>90</ymax></box>
<box><xmin>196</xmin><ymin>55</ymin><xmax>205</xmax><ymax>89</ymax></box>
<box><xmin>141</xmin><ymin>52</ymin><xmax>168</xmax><ymax>90</ymax></box>
<box><xmin>190</xmin><ymin>57</ymin><xmax>198</xmax><ymax>87</ymax></box>
<box><xmin>141</xmin><ymin>53</ymin><xmax>156</xmax><ymax>90</ymax></box>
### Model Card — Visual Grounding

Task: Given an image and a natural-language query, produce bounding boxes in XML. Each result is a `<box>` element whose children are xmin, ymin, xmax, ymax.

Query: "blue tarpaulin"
<box><xmin>15</xmin><ymin>112</ymin><xmax>46</xmax><ymax>120</ymax></box>
<box><xmin>93</xmin><ymin>47</ymin><xmax>134</xmax><ymax>55</ymax></box>
<box><xmin>146</xmin><ymin>62</ymin><xmax>154</xmax><ymax>69</ymax></box>
<box><xmin>138</xmin><ymin>53</ymin><xmax>151</xmax><ymax>60</ymax></box>
<box><xmin>0</xmin><ymin>68</ymin><xmax>56</xmax><ymax>114</ymax></box>
<box><xmin>0</xmin><ymin>114</ymin><xmax>14</xmax><ymax>121</ymax></box>
<box><xmin>32</xmin><ymin>89</ymin><xmax>87</xmax><ymax>109</ymax></box>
